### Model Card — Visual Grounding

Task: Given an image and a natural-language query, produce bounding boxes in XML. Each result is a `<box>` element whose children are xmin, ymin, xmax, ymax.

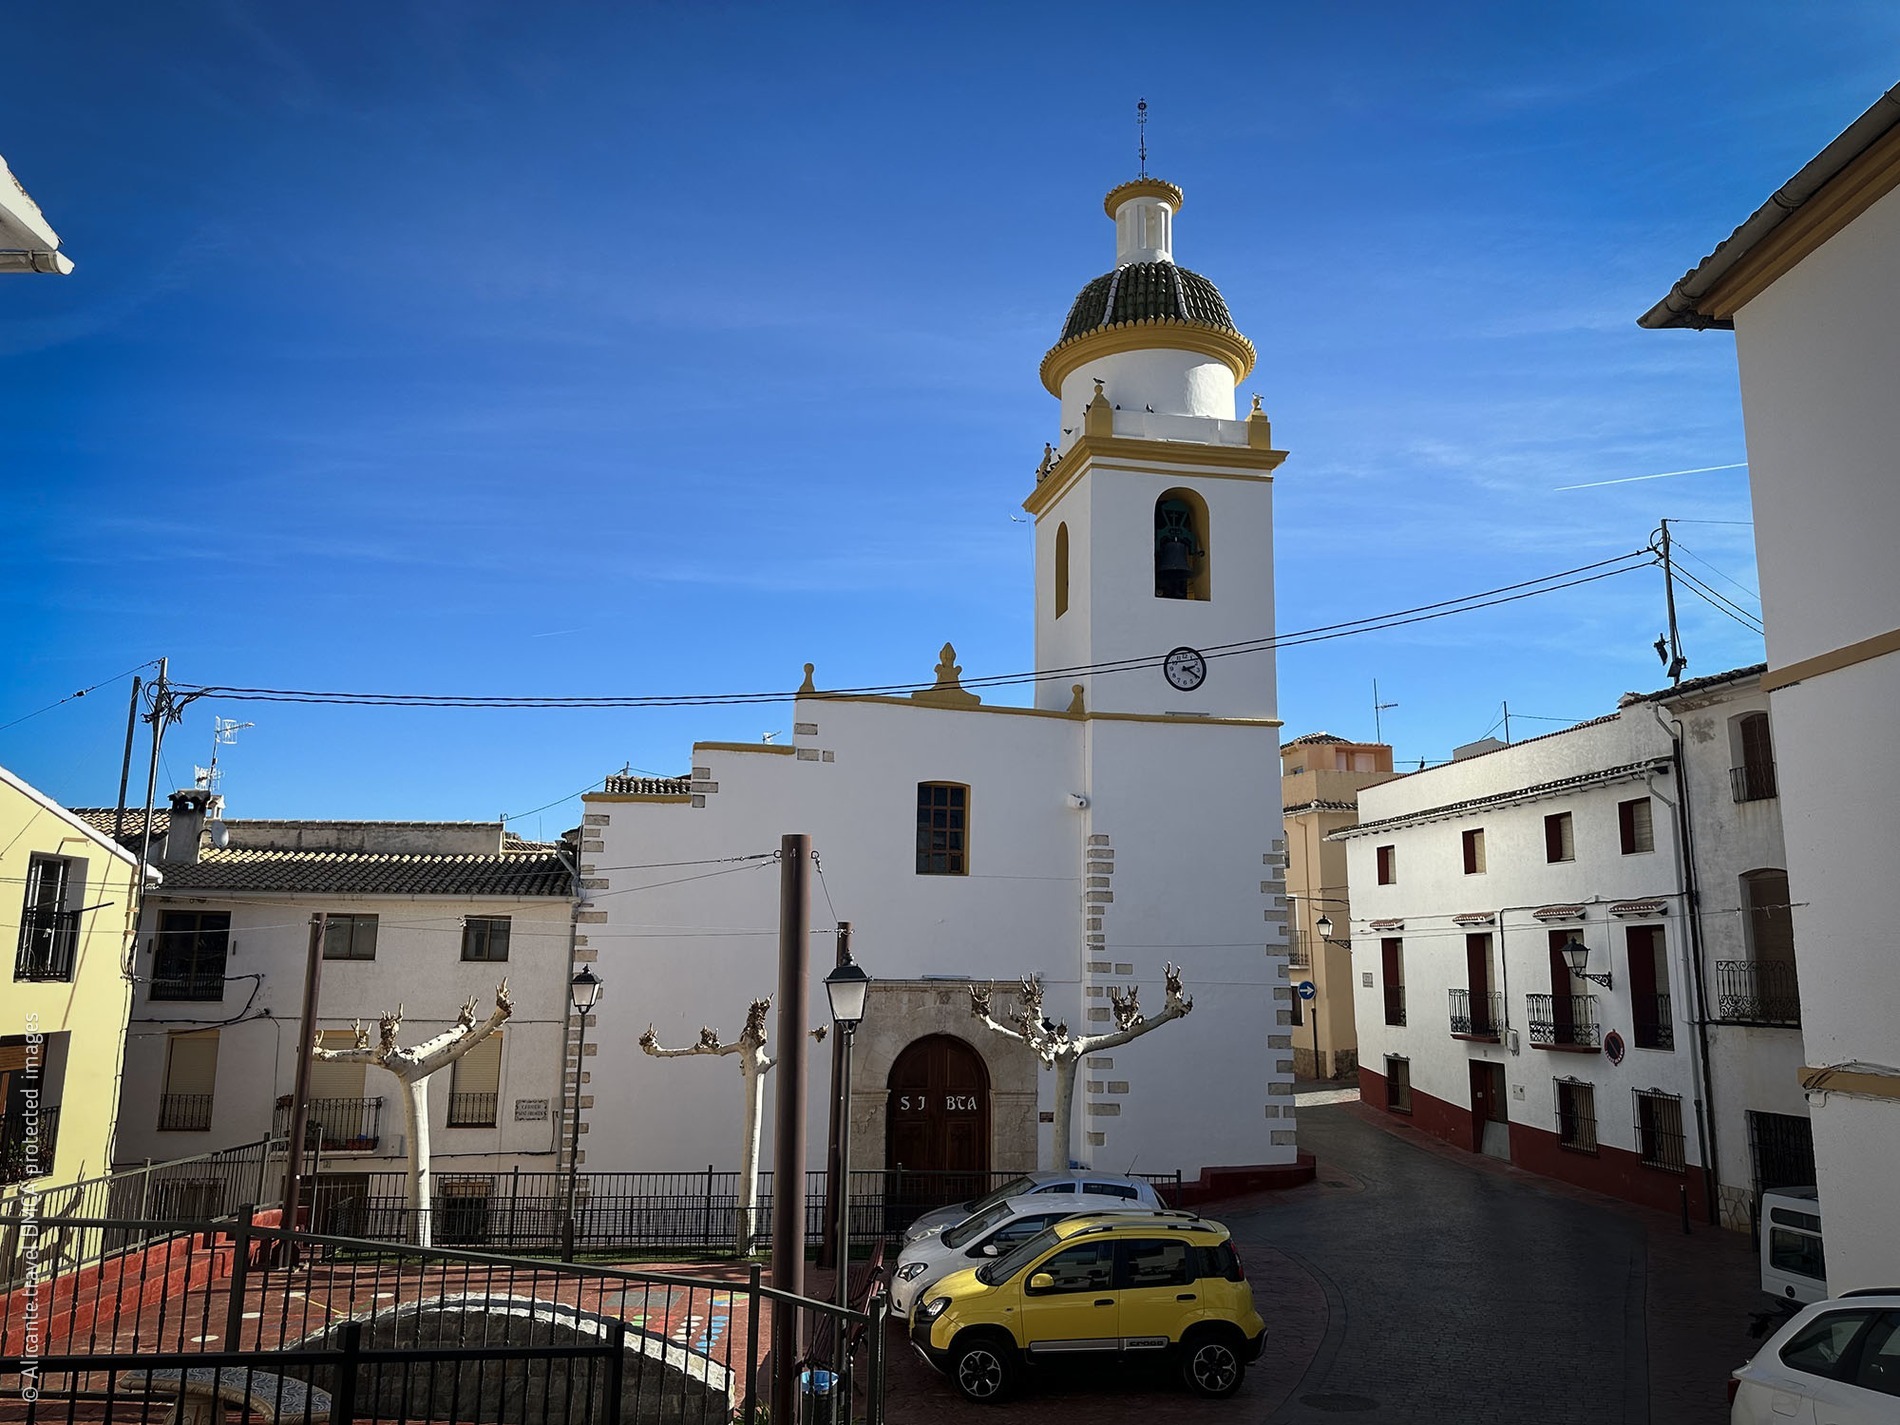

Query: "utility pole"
<box><xmin>280</xmin><ymin>912</ymin><xmax>327</xmax><ymax>1257</ymax></box>
<box><xmin>770</xmin><ymin>835</ymin><xmax>812</xmax><ymax>1425</ymax></box>
<box><xmin>820</xmin><ymin>920</ymin><xmax>851</xmax><ymax>1271</ymax></box>
<box><xmin>1658</xmin><ymin>519</ymin><xmax>1687</xmax><ymax>686</ymax></box>
<box><xmin>112</xmin><ymin>675</ymin><xmax>142</xmax><ymax>845</ymax></box>
<box><xmin>1502</xmin><ymin>701</ymin><xmax>1511</xmax><ymax>745</ymax></box>
<box><xmin>136</xmin><ymin>658</ymin><xmax>170</xmax><ymax>877</ymax></box>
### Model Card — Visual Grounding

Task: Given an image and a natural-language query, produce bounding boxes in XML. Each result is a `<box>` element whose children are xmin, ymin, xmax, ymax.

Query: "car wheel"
<box><xmin>951</xmin><ymin>1334</ymin><xmax>1016</xmax><ymax>1403</ymax></box>
<box><xmin>1180</xmin><ymin>1330</ymin><xmax>1245</xmax><ymax>1399</ymax></box>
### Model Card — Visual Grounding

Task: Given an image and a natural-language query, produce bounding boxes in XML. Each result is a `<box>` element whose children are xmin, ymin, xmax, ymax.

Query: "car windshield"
<box><xmin>962</xmin><ymin>1176</ymin><xmax>1036</xmax><ymax>1217</ymax></box>
<box><xmin>942</xmin><ymin>1201</ymin><xmax>1016</xmax><ymax>1249</ymax></box>
<box><xmin>976</xmin><ymin>1225</ymin><xmax>1061</xmax><ymax>1286</ymax></box>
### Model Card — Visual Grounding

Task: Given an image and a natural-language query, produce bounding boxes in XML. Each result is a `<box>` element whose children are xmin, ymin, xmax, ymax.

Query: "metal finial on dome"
<box><xmin>1137</xmin><ymin>98</ymin><xmax>1149</xmax><ymax>178</ymax></box>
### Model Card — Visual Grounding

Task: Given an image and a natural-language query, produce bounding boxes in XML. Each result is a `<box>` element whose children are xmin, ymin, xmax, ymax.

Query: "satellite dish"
<box><xmin>209</xmin><ymin>820</ymin><xmax>230</xmax><ymax>850</ymax></box>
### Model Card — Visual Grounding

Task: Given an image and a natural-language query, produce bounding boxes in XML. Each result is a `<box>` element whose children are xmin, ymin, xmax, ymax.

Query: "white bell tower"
<box><xmin>1028</xmin><ymin>179</ymin><xmax>1286</xmax><ymax>721</ymax></box>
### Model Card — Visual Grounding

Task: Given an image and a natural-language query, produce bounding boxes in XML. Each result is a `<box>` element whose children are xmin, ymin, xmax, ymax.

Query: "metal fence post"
<box><xmin>225</xmin><ymin>1203</ymin><xmax>254</xmax><ymax>1348</ymax></box>
<box><xmin>703</xmin><ymin>1164</ymin><xmax>714</xmax><ymax>1248</ymax></box>
<box><xmin>508</xmin><ymin>1165</ymin><xmax>520</xmax><ymax>1249</ymax></box>
<box><xmin>334</xmin><ymin>1319</ymin><xmax>363</xmax><ymax>1425</ymax></box>
<box><xmin>138</xmin><ymin>1159</ymin><xmax>152</xmax><ymax>1222</ymax></box>
<box><xmin>606</xmin><ymin>1317</ymin><xmax>627</xmax><ymax>1425</ymax></box>
<box><xmin>744</xmin><ymin>1263</ymin><xmax>762</xmax><ymax>1423</ymax></box>
<box><xmin>866</xmin><ymin>1288</ymin><xmax>888</xmax><ymax>1425</ymax></box>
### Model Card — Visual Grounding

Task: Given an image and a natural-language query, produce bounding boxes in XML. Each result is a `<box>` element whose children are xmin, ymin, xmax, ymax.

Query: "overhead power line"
<box><xmin>173</xmin><ymin>550</ymin><xmax>1656</xmax><ymax>711</ymax></box>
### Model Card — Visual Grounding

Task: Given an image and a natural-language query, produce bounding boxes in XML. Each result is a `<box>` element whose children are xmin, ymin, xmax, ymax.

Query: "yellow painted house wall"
<box><xmin>0</xmin><ymin>765</ymin><xmax>142</xmax><ymax>1204</ymax></box>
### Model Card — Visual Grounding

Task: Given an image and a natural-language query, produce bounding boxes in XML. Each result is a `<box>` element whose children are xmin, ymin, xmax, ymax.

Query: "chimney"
<box><xmin>162</xmin><ymin>789</ymin><xmax>221</xmax><ymax>864</ymax></box>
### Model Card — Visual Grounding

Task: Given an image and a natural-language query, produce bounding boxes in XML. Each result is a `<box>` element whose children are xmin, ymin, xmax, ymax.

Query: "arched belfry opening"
<box><xmin>1055</xmin><ymin>522</ymin><xmax>1071</xmax><ymax>618</ymax></box>
<box><xmin>1155</xmin><ymin>487</ymin><xmax>1210</xmax><ymax>600</ymax></box>
<box><xmin>887</xmin><ymin>1033</ymin><xmax>992</xmax><ymax>1203</ymax></box>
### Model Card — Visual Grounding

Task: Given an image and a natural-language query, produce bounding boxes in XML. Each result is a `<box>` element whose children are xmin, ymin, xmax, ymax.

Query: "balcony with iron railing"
<box><xmin>148</xmin><ymin>968</ymin><xmax>228</xmax><ymax>1002</ymax></box>
<box><xmin>1731</xmin><ymin>760</ymin><xmax>1778</xmax><ymax>803</ymax></box>
<box><xmin>1384</xmin><ymin>984</ymin><xmax>1406</xmax><ymax>1027</ymax></box>
<box><xmin>1634</xmin><ymin>991</ymin><xmax>1675</xmax><ymax>1050</ymax></box>
<box><xmin>157</xmin><ymin>1093</ymin><xmax>215</xmax><ymax>1132</ymax></box>
<box><xmin>1716</xmin><ymin>959</ymin><xmax>1801</xmax><ymax>1026</ymax></box>
<box><xmin>447</xmin><ymin>1091</ymin><xmax>498</xmax><ymax>1128</ymax></box>
<box><xmin>14</xmin><ymin>907</ymin><xmax>79</xmax><ymax>982</ymax></box>
<box><xmin>273</xmin><ymin>1096</ymin><xmax>385</xmax><ymax>1152</ymax></box>
<box><xmin>0</xmin><ymin>1104</ymin><xmax>59</xmax><ymax>1185</ymax></box>
<box><xmin>1448</xmin><ymin>988</ymin><xmax>1504</xmax><ymax>1041</ymax></box>
<box><xmin>1526</xmin><ymin>993</ymin><xmax>1600</xmax><ymax>1050</ymax></box>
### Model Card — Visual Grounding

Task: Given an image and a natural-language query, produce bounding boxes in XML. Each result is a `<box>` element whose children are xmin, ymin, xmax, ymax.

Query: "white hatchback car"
<box><xmin>888</xmin><ymin>1192</ymin><xmax>1156</xmax><ymax>1318</ymax></box>
<box><xmin>1730</xmin><ymin>1290</ymin><xmax>1900</xmax><ymax>1423</ymax></box>
<box><xmin>902</xmin><ymin>1171</ymin><xmax>1166</xmax><ymax>1244</ymax></box>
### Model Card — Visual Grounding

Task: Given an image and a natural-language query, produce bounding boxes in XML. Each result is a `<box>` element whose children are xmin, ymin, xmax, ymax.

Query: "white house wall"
<box><xmin>1731</xmin><ymin>181</ymin><xmax>1900</xmax><ymax>1290</ymax></box>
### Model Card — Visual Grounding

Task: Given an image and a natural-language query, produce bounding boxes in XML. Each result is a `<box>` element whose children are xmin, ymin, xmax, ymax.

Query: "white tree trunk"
<box><xmin>1048</xmin><ymin>1055</ymin><xmax>1080</xmax><ymax>1171</ymax></box>
<box><xmin>737</xmin><ymin>1062</ymin><xmax>765</xmax><ymax>1255</ymax></box>
<box><xmin>403</xmin><ymin>1076</ymin><xmax>433</xmax><ymax>1248</ymax></box>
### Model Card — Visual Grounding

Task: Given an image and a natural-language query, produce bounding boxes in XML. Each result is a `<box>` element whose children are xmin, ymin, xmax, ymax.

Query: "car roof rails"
<box><xmin>1840</xmin><ymin>1287</ymin><xmax>1900</xmax><ymax>1298</ymax></box>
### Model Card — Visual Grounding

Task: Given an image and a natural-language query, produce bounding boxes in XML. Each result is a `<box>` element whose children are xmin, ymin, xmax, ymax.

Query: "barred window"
<box><xmin>1384</xmin><ymin>1056</ymin><xmax>1412</xmax><ymax>1115</ymax></box>
<box><xmin>1555</xmin><ymin>1078</ymin><xmax>1597</xmax><ymax>1154</ymax></box>
<box><xmin>916</xmin><ymin>783</ymin><xmax>969</xmax><ymax>876</ymax></box>
<box><xmin>1634</xmin><ymin>1088</ymin><xmax>1687</xmax><ymax>1173</ymax></box>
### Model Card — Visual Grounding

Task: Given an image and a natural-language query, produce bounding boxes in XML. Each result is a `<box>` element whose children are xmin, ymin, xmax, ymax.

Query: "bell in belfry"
<box><xmin>1155</xmin><ymin>535</ymin><xmax>1195</xmax><ymax>599</ymax></box>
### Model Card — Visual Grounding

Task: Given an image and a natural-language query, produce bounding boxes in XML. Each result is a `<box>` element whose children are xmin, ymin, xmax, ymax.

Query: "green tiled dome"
<box><xmin>1059</xmin><ymin>262</ymin><xmax>1237</xmax><ymax>343</ymax></box>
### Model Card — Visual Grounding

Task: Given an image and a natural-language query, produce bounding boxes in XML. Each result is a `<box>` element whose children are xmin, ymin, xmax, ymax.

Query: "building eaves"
<box><xmin>1639</xmin><ymin>82</ymin><xmax>1900</xmax><ymax>330</ymax></box>
<box><xmin>5</xmin><ymin>775</ymin><xmax>148</xmax><ymax>872</ymax></box>
<box><xmin>1282</xmin><ymin>731</ymin><xmax>1349</xmax><ymax>747</ymax></box>
<box><xmin>1284</xmin><ymin>799</ymin><xmax>1360</xmax><ymax>816</ymax></box>
<box><xmin>598</xmin><ymin>775</ymin><xmax>692</xmax><ymax>796</ymax></box>
<box><xmin>1620</xmin><ymin>663</ymin><xmax>1766</xmax><ymax>706</ymax></box>
<box><xmin>1330</xmin><ymin>759</ymin><xmax>1670</xmax><ymax>842</ymax></box>
<box><xmin>149</xmin><ymin>848</ymin><xmax>573</xmax><ymax>898</ymax></box>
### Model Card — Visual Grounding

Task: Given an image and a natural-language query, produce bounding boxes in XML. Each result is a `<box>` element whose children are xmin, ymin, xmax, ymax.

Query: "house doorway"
<box><xmin>886</xmin><ymin>1034</ymin><xmax>991</xmax><ymax>1218</ymax></box>
<box><xmin>1469</xmin><ymin>1061</ymin><xmax>1510</xmax><ymax>1159</ymax></box>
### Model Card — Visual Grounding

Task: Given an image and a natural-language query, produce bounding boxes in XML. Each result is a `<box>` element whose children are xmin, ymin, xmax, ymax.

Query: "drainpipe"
<box><xmin>1650</xmin><ymin>706</ymin><xmax>1722</xmax><ymax>1225</ymax></box>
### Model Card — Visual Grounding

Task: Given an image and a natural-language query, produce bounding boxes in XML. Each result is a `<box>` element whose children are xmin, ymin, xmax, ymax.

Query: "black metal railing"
<box><xmin>1526</xmin><ymin>993</ymin><xmax>1600</xmax><ymax>1048</ymax></box>
<box><xmin>0</xmin><ymin>1209</ymin><xmax>890</xmax><ymax>1424</ymax></box>
<box><xmin>0</xmin><ymin>1104</ymin><xmax>59</xmax><ymax>1185</ymax></box>
<box><xmin>1717</xmin><ymin>959</ymin><xmax>1801</xmax><ymax>1025</ymax></box>
<box><xmin>149</xmin><ymin>967</ymin><xmax>229</xmax><ymax>1001</ymax></box>
<box><xmin>158</xmin><ymin>1093</ymin><xmax>216</xmax><ymax>1132</ymax></box>
<box><xmin>447</xmin><ymin>1091</ymin><xmax>499</xmax><ymax>1127</ymax></box>
<box><xmin>274</xmin><ymin>1096</ymin><xmax>385</xmax><ymax>1152</ymax></box>
<box><xmin>1731</xmin><ymin>760</ymin><xmax>1778</xmax><ymax>802</ymax></box>
<box><xmin>301</xmin><ymin>1164</ymin><xmax>1184</xmax><ymax>1255</ymax></box>
<box><xmin>1634</xmin><ymin>991</ymin><xmax>1675</xmax><ymax>1050</ymax></box>
<box><xmin>1384</xmin><ymin>984</ymin><xmax>1406</xmax><ymax>1027</ymax></box>
<box><xmin>14</xmin><ymin>905</ymin><xmax>80</xmax><ymax>981</ymax></box>
<box><xmin>1448</xmin><ymin>988</ymin><xmax>1503</xmax><ymax>1039</ymax></box>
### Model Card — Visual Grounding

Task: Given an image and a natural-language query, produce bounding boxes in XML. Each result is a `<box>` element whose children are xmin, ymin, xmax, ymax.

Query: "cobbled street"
<box><xmin>889</xmin><ymin>1088</ymin><xmax>1761</xmax><ymax>1423</ymax></box>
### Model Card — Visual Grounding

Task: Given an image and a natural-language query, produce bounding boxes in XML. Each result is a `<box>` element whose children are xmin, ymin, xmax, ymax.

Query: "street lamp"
<box><xmin>563</xmin><ymin>966</ymin><xmax>604</xmax><ymax>1262</ymax></box>
<box><xmin>1561</xmin><ymin>934</ymin><xmax>1613</xmax><ymax>989</ymax></box>
<box><xmin>1315</xmin><ymin>913</ymin><xmax>1334</xmax><ymax>940</ymax></box>
<box><xmin>823</xmin><ymin>956</ymin><xmax>870</xmax><ymax>1314</ymax></box>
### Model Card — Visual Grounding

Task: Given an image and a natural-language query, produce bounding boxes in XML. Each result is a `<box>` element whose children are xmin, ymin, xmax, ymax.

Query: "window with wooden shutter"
<box><xmin>159</xmin><ymin>1031</ymin><xmax>219</xmax><ymax>1131</ymax></box>
<box><xmin>1544</xmin><ymin>811</ymin><xmax>1574</xmax><ymax>863</ymax></box>
<box><xmin>1462</xmin><ymin>828</ymin><xmax>1486</xmax><ymax>875</ymax></box>
<box><xmin>1619</xmin><ymin>798</ymin><xmax>1654</xmax><ymax>855</ymax></box>
<box><xmin>1375</xmin><ymin>845</ymin><xmax>1396</xmax><ymax>885</ymax></box>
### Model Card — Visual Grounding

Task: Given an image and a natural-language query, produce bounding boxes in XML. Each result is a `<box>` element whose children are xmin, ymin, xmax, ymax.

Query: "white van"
<box><xmin>1760</xmin><ymin>1186</ymin><xmax>1827</xmax><ymax>1306</ymax></box>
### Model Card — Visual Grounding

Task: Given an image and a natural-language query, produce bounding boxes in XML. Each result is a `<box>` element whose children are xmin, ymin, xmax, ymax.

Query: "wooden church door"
<box><xmin>887</xmin><ymin>1035</ymin><xmax>991</xmax><ymax>1210</ymax></box>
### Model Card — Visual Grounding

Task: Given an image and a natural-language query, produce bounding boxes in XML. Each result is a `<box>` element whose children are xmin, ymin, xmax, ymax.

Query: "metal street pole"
<box><xmin>835</xmin><ymin>1022</ymin><xmax>855</xmax><ymax>1313</ymax></box>
<box><xmin>820</xmin><ymin>921</ymin><xmax>851</xmax><ymax>1270</ymax></box>
<box><xmin>563</xmin><ymin>1010</ymin><xmax>589</xmax><ymax>1262</ymax></box>
<box><xmin>280</xmin><ymin>912</ymin><xmax>327</xmax><ymax>1257</ymax></box>
<box><xmin>112</xmin><ymin>675</ymin><xmax>142</xmax><ymax>846</ymax></box>
<box><xmin>770</xmin><ymin>834</ymin><xmax>812</xmax><ymax>1425</ymax></box>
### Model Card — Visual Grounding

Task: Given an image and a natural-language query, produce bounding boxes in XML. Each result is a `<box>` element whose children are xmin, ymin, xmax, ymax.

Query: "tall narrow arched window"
<box><xmin>1054</xmin><ymin>523</ymin><xmax>1070</xmax><ymax>618</ymax></box>
<box><xmin>1154</xmin><ymin>488</ymin><xmax>1210</xmax><ymax>601</ymax></box>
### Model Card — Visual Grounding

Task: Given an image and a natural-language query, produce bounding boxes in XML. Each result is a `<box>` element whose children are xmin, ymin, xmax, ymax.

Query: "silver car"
<box><xmin>902</xmin><ymin>1171</ymin><xmax>1165</xmax><ymax>1244</ymax></box>
<box><xmin>889</xmin><ymin>1192</ymin><xmax>1157</xmax><ymax>1317</ymax></box>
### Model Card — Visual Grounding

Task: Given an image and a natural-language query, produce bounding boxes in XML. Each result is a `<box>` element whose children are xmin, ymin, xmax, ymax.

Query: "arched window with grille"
<box><xmin>1153</xmin><ymin>488</ymin><xmax>1210</xmax><ymax>601</ymax></box>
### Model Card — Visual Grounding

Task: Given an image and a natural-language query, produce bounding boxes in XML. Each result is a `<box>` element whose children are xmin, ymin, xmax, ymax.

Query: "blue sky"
<box><xmin>3</xmin><ymin>3</ymin><xmax>1894</xmax><ymax>832</ymax></box>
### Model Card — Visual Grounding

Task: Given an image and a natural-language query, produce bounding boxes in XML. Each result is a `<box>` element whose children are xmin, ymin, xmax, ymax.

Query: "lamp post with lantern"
<box><xmin>562</xmin><ymin>966</ymin><xmax>603</xmax><ymax>1263</ymax></box>
<box><xmin>822</xmin><ymin>956</ymin><xmax>870</xmax><ymax>1310</ymax></box>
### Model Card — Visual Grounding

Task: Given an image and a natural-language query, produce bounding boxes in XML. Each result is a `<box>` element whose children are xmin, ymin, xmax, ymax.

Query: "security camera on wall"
<box><xmin>1067</xmin><ymin>793</ymin><xmax>1089</xmax><ymax>810</ymax></box>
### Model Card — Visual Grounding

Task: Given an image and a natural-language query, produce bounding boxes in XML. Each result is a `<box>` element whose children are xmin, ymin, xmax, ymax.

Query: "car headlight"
<box><xmin>896</xmin><ymin>1261</ymin><xmax>928</xmax><ymax>1281</ymax></box>
<box><xmin>917</xmin><ymin>1296</ymin><xmax>951</xmax><ymax>1322</ymax></box>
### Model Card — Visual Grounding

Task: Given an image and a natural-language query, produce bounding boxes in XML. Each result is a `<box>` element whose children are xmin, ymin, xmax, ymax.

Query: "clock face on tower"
<box><xmin>1163</xmin><ymin>646</ymin><xmax>1208</xmax><ymax>691</ymax></box>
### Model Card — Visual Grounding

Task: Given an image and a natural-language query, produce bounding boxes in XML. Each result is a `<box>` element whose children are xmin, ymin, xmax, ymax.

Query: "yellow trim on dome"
<box><xmin>1040</xmin><ymin>318</ymin><xmax>1256</xmax><ymax>397</ymax></box>
<box><xmin>1104</xmin><ymin>178</ymin><xmax>1186</xmax><ymax>218</ymax></box>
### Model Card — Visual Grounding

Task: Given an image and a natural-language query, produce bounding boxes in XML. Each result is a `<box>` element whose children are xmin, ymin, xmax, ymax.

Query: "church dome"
<box><xmin>1057</xmin><ymin>262</ymin><xmax>1239</xmax><ymax>343</ymax></box>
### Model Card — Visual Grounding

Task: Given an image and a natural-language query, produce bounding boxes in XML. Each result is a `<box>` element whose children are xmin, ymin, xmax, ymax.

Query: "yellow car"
<box><xmin>908</xmin><ymin>1211</ymin><xmax>1266</xmax><ymax>1402</ymax></box>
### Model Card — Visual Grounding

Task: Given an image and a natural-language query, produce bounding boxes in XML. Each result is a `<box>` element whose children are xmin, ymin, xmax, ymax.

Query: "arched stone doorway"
<box><xmin>886</xmin><ymin>1034</ymin><xmax>992</xmax><ymax>1208</ymax></box>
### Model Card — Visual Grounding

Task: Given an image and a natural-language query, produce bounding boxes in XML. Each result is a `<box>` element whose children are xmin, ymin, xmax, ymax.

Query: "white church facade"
<box><xmin>580</xmin><ymin>179</ymin><xmax>1300</xmax><ymax>1190</ymax></box>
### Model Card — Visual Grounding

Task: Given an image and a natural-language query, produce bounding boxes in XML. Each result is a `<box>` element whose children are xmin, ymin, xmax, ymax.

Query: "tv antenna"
<box><xmin>1372</xmin><ymin>679</ymin><xmax>1399</xmax><ymax>743</ymax></box>
<box><xmin>1136</xmin><ymin>98</ymin><xmax>1149</xmax><ymax>178</ymax></box>
<box><xmin>195</xmin><ymin>716</ymin><xmax>253</xmax><ymax>796</ymax></box>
